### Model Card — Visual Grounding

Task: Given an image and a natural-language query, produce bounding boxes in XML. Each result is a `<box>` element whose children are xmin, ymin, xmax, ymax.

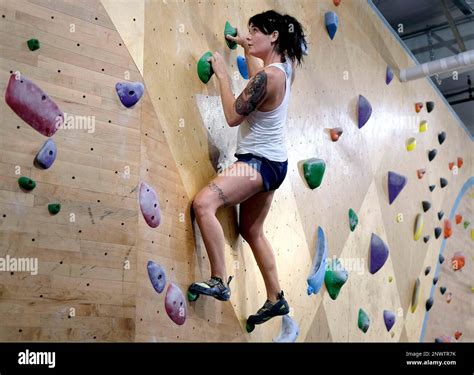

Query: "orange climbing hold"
<box><xmin>330</xmin><ymin>127</ymin><xmax>343</xmax><ymax>142</ymax></box>
<box><xmin>457</xmin><ymin>157</ymin><xmax>463</xmax><ymax>168</ymax></box>
<box><xmin>417</xmin><ymin>169</ymin><xmax>426</xmax><ymax>179</ymax></box>
<box><xmin>444</xmin><ymin>219</ymin><xmax>452</xmax><ymax>239</ymax></box>
<box><xmin>452</xmin><ymin>252</ymin><xmax>465</xmax><ymax>271</ymax></box>
<box><xmin>455</xmin><ymin>214</ymin><xmax>462</xmax><ymax>224</ymax></box>
<box><xmin>334</xmin><ymin>0</ymin><xmax>341</xmax><ymax>5</ymax></box>
<box><xmin>415</xmin><ymin>102</ymin><xmax>423</xmax><ymax>113</ymax></box>
<box><xmin>449</xmin><ymin>162</ymin><xmax>455</xmax><ymax>170</ymax></box>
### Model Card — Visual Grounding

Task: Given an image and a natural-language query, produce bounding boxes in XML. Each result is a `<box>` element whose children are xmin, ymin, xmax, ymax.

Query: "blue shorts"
<box><xmin>234</xmin><ymin>153</ymin><xmax>288</xmax><ymax>192</ymax></box>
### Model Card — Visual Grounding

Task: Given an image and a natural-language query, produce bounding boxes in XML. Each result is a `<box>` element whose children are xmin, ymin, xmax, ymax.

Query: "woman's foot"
<box><xmin>187</xmin><ymin>276</ymin><xmax>233</xmax><ymax>302</ymax></box>
<box><xmin>246</xmin><ymin>291</ymin><xmax>289</xmax><ymax>332</ymax></box>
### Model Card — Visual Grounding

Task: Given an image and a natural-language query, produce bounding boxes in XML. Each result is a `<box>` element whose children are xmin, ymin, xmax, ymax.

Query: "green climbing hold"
<box><xmin>18</xmin><ymin>176</ymin><xmax>36</xmax><ymax>191</ymax></box>
<box><xmin>349</xmin><ymin>208</ymin><xmax>358</xmax><ymax>232</ymax></box>
<box><xmin>303</xmin><ymin>158</ymin><xmax>326</xmax><ymax>189</ymax></box>
<box><xmin>27</xmin><ymin>38</ymin><xmax>40</xmax><ymax>51</ymax></box>
<box><xmin>324</xmin><ymin>258</ymin><xmax>348</xmax><ymax>300</ymax></box>
<box><xmin>464</xmin><ymin>221</ymin><xmax>470</xmax><ymax>229</ymax></box>
<box><xmin>224</xmin><ymin>21</ymin><xmax>237</xmax><ymax>49</ymax></box>
<box><xmin>197</xmin><ymin>51</ymin><xmax>214</xmax><ymax>84</ymax></box>
<box><xmin>48</xmin><ymin>203</ymin><xmax>61</xmax><ymax>215</ymax></box>
<box><xmin>358</xmin><ymin>308</ymin><xmax>370</xmax><ymax>333</ymax></box>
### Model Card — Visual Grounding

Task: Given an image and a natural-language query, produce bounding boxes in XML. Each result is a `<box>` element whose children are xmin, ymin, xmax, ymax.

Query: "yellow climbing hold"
<box><xmin>471</xmin><ymin>229</ymin><xmax>474</xmax><ymax>240</ymax></box>
<box><xmin>419</xmin><ymin>121</ymin><xmax>428</xmax><ymax>132</ymax></box>
<box><xmin>406</xmin><ymin>138</ymin><xmax>416</xmax><ymax>151</ymax></box>
<box><xmin>414</xmin><ymin>213</ymin><xmax>424</xmax><ymax>241</ymax></box>
<box><xmin>388</xmin><ymin>276</ymin><xmax>393</xmax><ymax>283</ymax></box>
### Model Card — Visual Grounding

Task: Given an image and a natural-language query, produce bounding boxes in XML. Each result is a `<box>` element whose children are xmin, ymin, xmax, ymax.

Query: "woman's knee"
<box><xmin>240</xmin><ymin>225</ymin><xmax>264</xmax><ymax>244</ymax></box>
<box><xmin>192</xmin><ymin>192</ymin><xmax>216</xmax><ymax>216</ymax></box>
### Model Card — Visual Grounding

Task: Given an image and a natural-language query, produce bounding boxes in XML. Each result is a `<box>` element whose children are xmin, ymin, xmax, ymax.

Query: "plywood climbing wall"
<box><xmin>0</xmin><ymin>0</ymin><xmax>472</xmax><ymax>342</ymax></box>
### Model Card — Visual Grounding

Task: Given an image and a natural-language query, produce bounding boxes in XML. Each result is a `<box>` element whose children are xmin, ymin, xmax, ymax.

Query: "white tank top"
<box><xmin>235</xmin><ymin>58</ymin><xmax>292</xmax><ymax>162</ymax></box>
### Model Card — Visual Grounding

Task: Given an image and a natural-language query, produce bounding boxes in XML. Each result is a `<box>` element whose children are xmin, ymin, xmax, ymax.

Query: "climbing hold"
<box><xmin>472</xmin><ymin>229</ymin><xmax>474</xmax><ymax>241</ymax></box>
<box><xmin>451</xmin><ymin>251</ymin><xmax>465</xmax><ymax>271</ymax></box>
<box><xmin>423</xmin><ymin>235</ymin><xmax>430</xmax><ymax>243</ymax></box>
<box><xmin>324</xmin><ymin>258</ymin><xmax>348</xmax><ymax>300</ymax></box>
<box><xmin>18</xmin><ymin>176</ymin><xmax>36</xmax><ymax>191</ymax></box>
<box><xmin>406</xmin><ymin>137</ymin><xmax>416</xmax><ymax>151</ymax></box>
<box><xmin>438</xmin><ymin>131</ymin><xmax>446</xmax><ymax>145</ymax></box>
<box><xmin>432</xmin><ymin>276</ymin><xmax>438</xmax><ymax>285</ymax></box>
<box><xmin>415</xmin><ymin>102</ymin><xmax>423</xmax><ymax>113</ymax></box>
<box><xmin>422</xmin><ymin>201</ymin><xmax>431</xmax><ymax>212</ymax></box>
<box><xmin>324</xmin><ymin>11</ymin><xmax>339</xmax><ymax>40</ymax></box>
<box><xmin>330</xmin><ymin>127</ymin><xmax>343</xmax><ymax>142</ymax></box>
<box><xmin>439</xmin><ymin>254</ymin><xmax>445</xmax><ymax>264</ymax></box>
<box><xmin>164</xmin><ymin>283</ymin><xmax>187</xmax><ymax>325</ymax></box>
<box><xmin>435</xmin><ymin>335</ymin><xmax>455</xmax><ymax>343</ymax></box>
<box><xmin>454</xmin><ymin>331</ymin><xmax>462</xmax><ymax>340</ymax></box>
<box><xmin>333</xmin><ymin>0</ymin><xmax>341</xmax><ymax>6</ymax></box>
<box><xmin>426</xmin><ymin>101</ymin><xmax>435</xmax><ymax>113</ymax></box>
<box><xmin>370</xmin><ymin>233</ymin><xmax>389</xmax><ymax>274</ymax></box>
<box><xmin>426</xmin><ymin>297</ymin><xmax>434</xmax><ymax>311</ymax></box>
<box><xmin>411</xmin><ymin>278</ymin><xmax>420</xmax><ymax>313</ymax></box>
<box><xmin>48</xmin><ymin>203</ymin><xmax>61</xmax><ymax>215</ymax></box>
<box><xmin>419</xmin><ymin>121</ymin><xmax>428</xmax><ymax>133</ymax></box>
<box><xmin>383</xmin><ymin>310</ymin><xmax>396</xmax><ymax>332</ymax></box>
<box><xmin>307</xmin><ymin>226</ymin><xmax>328</xmax><ymax>295</ymax></box>
<box><xmin>237</xmin><ymin>56</ymin><xmax>249</xmax><ymax>80</ymax></box>
<box><xmin>273</xmin><ymin>315</ymin><xmax>299</xmax><ymax>343</ymax></box>
<box><xmin>417</xmin><ymin>169</ymin><xmax>426</xmax><ymax>179</ymax></box>
<box><xmin>147</xmin><ymin>260</ymin><xmax>167</xmax><ymax>294</ymax></box>
<box><xmin>358</xmin><ymin>308</ymin><xmax>370</xmax><ymax>333</ymax></box>
<box><xmin>463</xmin><ymin>221</ymin><xmax>470</xmax><ymax>229</ymax></box>
<box><xmin>429</xmin><ymin>185</ymin><xmax>436</xmax><ymax>192</ymax></box>
<box><xmin>437</xmin><ymin>211</ymin><xmax>444</xmax><ymax>220</ymax></box>
<box><xmin>386</xmin><ymin>66</ymin><xmax>393</xmax><ymax>85</ymax></box>
<box><xmin>224</xmin><ymin>21</ymin><xmax>237</xmax><ymax>49</ymax></box>
<box><xmin>115</xmin><ymin>82</ymin><xmax>144</xmax><ymax>108</ymax></box>
<box><xmin>440</xmin><ymin>178</ymin><xmax>448</xmax><ymax>188</ymax></box>
<box><xmin>34</xmin><ymin>138</ymin><xmax>57</xmax><ymax>169</ymax></box>
<box><xmin>303</xmin><ymin>158</ymin><xmax>326</xmax><ymax>189</ymax></box>
<box><xmin>414</xmin><ymin>214</ymin><xmax>424</xmax><ymax>241</ymax></box>
<box><xmin>197</xmin><ymin>51</ymin><xmax>214</xmax><ymax>84</ymax></box>
<box><xmin>424</xmin><ymin>266</ymin><xmax>431</xmax><ymax>276</ymax></box>
<box><xmin>440</xmin><ymin>286</ymin><xmax>446</xmax><ymax>295</ymax></box>
<box><xmin>444</xmin><ymin>219</ymin><xmax>452</xmax><ymax>239</ymax></box>
<box><xmin>434</xmin><ymin>227</ymin><xmax>442</xmax><ymax>239</ymax></box>
<box><xmin>388</xmin><ymin>171</ymin><xmax>407</xmax><ymax>205</ymax></box>
<box><xmin>5</xmin><ymin>73</ymin><xmax>63</xmax><ymax>137</ymax></box>
<box><xmin>457</xmin><ymin>157</ymin><xmax>463</xmax><ymax>168</ymax></box>
<box><xmin>446</xmin><ymin>292</ymin><xmax>452</xmax><ymax>303</ymax></box>
<box><xmin>455</xmin><ymin>214</ymin><xmax>462</xmax><ymax>224</ymax></box>
<box><xmin>27</xmin><ymin>38</ymin><xmax>40</xmax><ymax>51</ymax></box>
<box><xmin>357</xmin><ymin>95</ymin><xmax>372</xmax><ymax>128</ymax></box>
<box><xmin>139</xmin><ymin>181</ymin><xmax>161</xmax><ymax>228</ymax></box>
<box><xmin>428</xmin><ymin>149</ymin><xmax>437</xmax><ymax>162</ymax></box>
<box><xmin>449</xmin><ymin>162</ymin><xmax>455</xmax><ymax>170</ymax></box>
<box><xmin>388</xmin><ymin>276</ymin><xmax>393</xmax><ymax>283</ymax></box>
<box><xmin>349</xmin><ymin>208</ymin><xmax>358</xmax><ymax>232</ymax></box>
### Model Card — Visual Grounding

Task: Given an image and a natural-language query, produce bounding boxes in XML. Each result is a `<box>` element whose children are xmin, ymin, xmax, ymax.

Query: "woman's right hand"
<box><xmin>226</xmin><ymin>28</ymin><xmax>248</xmax><ymax>50</ymax></box>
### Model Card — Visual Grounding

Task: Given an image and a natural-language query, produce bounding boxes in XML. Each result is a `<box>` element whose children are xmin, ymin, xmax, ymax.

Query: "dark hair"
<box><xmin>248</xmin><ymin>10</ymin><xmax>307</xmax><ymax>65</ymax></box>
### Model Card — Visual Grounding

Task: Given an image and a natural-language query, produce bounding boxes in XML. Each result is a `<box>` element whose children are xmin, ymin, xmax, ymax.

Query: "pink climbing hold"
<box><xmin>139</xmin><ymin>181</ymin><xmax>161</xmax><ymax>228</ymax></box>
<box><xmin>5</xmin><ymin>73</ymin><xmax>63</xmax><ymax>137</ymax></box>
<box><xmin>165</xmin><ymin>283</ymin><xmax>187</xmax><ymax>326</ymax></box>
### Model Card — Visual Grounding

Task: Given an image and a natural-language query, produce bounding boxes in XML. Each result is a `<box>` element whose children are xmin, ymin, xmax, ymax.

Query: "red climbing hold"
<box><xmin>449</xmin><ymin>162</ymin><xmax>455</xmax><ymax>170</ymax></box>
<box><xmin>330</xmin><ymin>127</ymin><xmax>343</xmax><ymax>142</ymax></box>
<box><xmin>452</xmin><ymin>252</ymin><xmax>465</xmax><ymax>271</ymax></box>
<box><xmin>457</xmin><ymin>157</ymin><xmax>463</xmax><ymax>168</ymax></box>
<box><xmin>455</xmin><ymin>214</ymin><xmax>462</xmax><ymax>224</ymax></box>
<box><xmin>5</xmin><ymin>73</ymin><xmax>63</xmax><ymax>137</ymax></box>
<box><xmin>454</xmin><ymin>331</ymin><xmax>462</xmax><ymax>340</ymax></box>
<box><xmin>415</xmin><ymin>102</ymin><xmax>423</xmax><ymax>113</ymax></box>
<box><xmin>444</xmin><ymin>219</ymin><xmax>452</xmax><ymax>239</ymax></box>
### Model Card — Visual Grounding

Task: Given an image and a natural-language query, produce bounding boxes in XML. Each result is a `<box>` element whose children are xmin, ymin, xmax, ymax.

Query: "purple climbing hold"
<box><xmin>358</xmin><ymin>95</ymin><xmax>372</xmax><ymax>128</ymax></box>
<box><xmin>115</xmin><ymin>81</ymin><xmax>144</xmax><ymax>108</ymax></box>
<box><xmin>388</xmin><ymin>171</ymin><xmax>407</xmax><ymax>205</ymax></box>
<box><xmin>34</xmin><ymin>138</ymin><xmax>57</xmax><ymax>169</ymax></box>
<box><xmin>370</xmin><ymin>233</ymin><xmax>389</xmax><ymax>274</ymax></box>
<box><xmin>386</xmin><ymin>66</ymin><xmax>394</xmax><ymax>85</ymax></box>
<box><xmin>165</xmin><ymin>283</ymin><xmax>187</xmax><ymax>325</ymax></box>
<box><xmin>139</xmin><ymin>181</ymin><xmax>161</xmax><ymax>228</ymax></box>
<box><xmin>147</xmin><ymin>260</ymin><xmax>167</xmax><ymax>294</ymax></box>
<box><xmin>383</xmin><ymin>310</ymin><xmax>396</xmax><ymax>332</ymax></box>
<box><xmin>5</xmin><ymin>73</ymin><xmax>63</xmax><ymax>137</ymax></box>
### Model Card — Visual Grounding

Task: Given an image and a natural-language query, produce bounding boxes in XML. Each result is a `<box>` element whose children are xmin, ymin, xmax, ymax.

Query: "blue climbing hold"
<box><xmin>325</xmin><ymin>11</ymin><xmax>339</xmax><ymax>40</ymax></box>
<box><xmin>34</xmin><ymin>138</ymin><xmax>57</xmax><ymax>169</ymax></box>
<box><xmin>237</xmin><ymin>56</ymin><xmax>249</xmax><ymax>80</ymax></box>
<box><xmin>383</xmin><ymin>310</ymin><xmax>396</xmax><ymax>332</ymax></box>
<box><xmin>147</xmin><ymin>260</ymin><xmax>167</xmax><ymax>294</ymax></box>
<box><xmin>115</xmin><ymin>81</ymin><xmax>144</xmax><ymax>108</ymax></box>
<box><xmin>370</xmin><ymin>233</ymin><xmax>389</xmax><ymax>274</ymax></box>
<box><xmin>307</xmin><ymin>226</ymin><xmax>328</xmax><ymax>295</ymax></box>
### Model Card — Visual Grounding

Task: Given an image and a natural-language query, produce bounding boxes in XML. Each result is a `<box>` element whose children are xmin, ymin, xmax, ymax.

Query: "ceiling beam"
<box><xmin>440</xmin><ymin>0</ymin><xmax>467</xmax><ymax>51</ymax></box>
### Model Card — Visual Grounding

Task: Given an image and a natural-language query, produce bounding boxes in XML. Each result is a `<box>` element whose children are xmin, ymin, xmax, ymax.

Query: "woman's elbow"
<box><xmin>227</xmin><ymin>117</ymin><xmax>244</xmax><ymax>127</ymax></box>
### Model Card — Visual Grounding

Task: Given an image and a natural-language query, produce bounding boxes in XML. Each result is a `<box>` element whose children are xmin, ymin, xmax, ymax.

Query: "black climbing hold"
<box><xmin>440</xmin><ymin>178</ymin><xmax>448</xmax><ymax>188</ymax></box>
<box><xmin>434</xmin><ymin>227</ymin><xmax>442</xmax><ymax>239</ymax></box>
<box><xmin>438</xmin><ymin>131</ymin><xmax>446</xmax><ymax>145</ymax></box>
<box><xmin>426</xmin><ymin>101</ymin><xmax>435</xmax><ymax>113</ymax></box>
<box><xmin>429</xmin><ymin>185</ymin><xmax>436</xmax><ymax>192</ymax></box>
<box><xmin>440</xmin><ymin>286</ymin><xmax>446</xmax><ymax>295</ymax></box>
<box><xmin>439</xmin><ymin>254</ymin><xmax>445</xmax><ymax>264</ymax></box>
<box><xmin>422</xmin><ymin>201</ymin><xmax>431</xmax><ymax>212</ymax></box>
<box><xmin>428</xmin><ymin>149</ymin><xmax>437</xmax><ymax>162</ymax></box>
<box><xmin>424</xmin><ymin>266</ymin><xmax>431</xmax><ymax>276</ymax></box>
<box><xmin>438</xmin><ymin>211</ymin><xmax>444</xmax><ymax>220</ymax></box>
<box><xmin>426</xmin><ymin>297</ymin><xmax>434</xmax><ymax>311</ymax></box>
<box><xmin>423</xmin><ymin>235</ymin><xmax>430</xmax><ymax>243</ymax></box>
<box><xmin>432</xmin><ymin>277</ymin><xmax>438</xmax><ymax>285</ymax></box>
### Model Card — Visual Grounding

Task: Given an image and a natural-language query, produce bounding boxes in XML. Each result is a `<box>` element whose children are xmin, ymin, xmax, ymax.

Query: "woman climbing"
<box><xmin>188</xmin><ymin>10</ymin><xmax>307</xmax><ymax>332</ymax></box>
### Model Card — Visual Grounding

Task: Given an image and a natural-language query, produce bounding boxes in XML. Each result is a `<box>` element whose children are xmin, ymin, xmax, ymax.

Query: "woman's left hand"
<box><xmin>209</xmin><ymin>52</ymin><xmax>228</xmax><ymax>80</ymax></box>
